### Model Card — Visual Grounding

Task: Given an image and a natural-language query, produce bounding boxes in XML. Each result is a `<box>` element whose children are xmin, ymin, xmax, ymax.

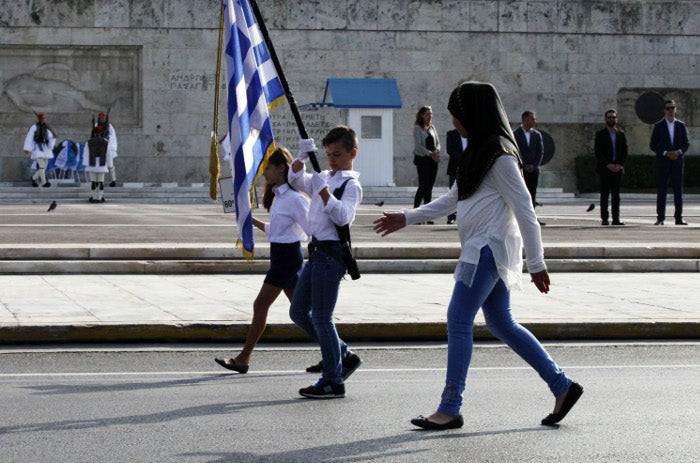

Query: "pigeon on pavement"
<box><xmin>47</xmin><ymin>201</ymin><xmax>57</xmax><ymax>212</ymax></box>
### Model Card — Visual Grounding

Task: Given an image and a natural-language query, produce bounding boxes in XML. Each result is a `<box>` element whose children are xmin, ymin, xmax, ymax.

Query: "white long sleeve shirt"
<box><xmin>264</xmin><ymin>183</ymin><xmax>309</xmax><ymax>244</ymax></box>
<box><xmin>288</xmin><ymin>167</ymin><xmax>362</xmax><ymax>241</ymax></box>
<box><xmin>404</xmin><ymin>155</ymin><xmax>546</xmax><ymax>290</ymax></box>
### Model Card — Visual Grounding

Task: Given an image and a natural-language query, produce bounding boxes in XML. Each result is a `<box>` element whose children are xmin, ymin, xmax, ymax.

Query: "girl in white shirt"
<box><xmin>215</xmin><ymin>146</ymin><xmax>309</xmax><ymax>373</ymax></box>
<box><xmin>374</xmin><ymin>82</ymin><xmax>583</xmax><ymax>430</ymax></box>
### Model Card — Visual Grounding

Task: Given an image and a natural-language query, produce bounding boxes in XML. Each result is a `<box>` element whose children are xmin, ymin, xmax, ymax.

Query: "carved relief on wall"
<box><xmin>0</xmin><ymin>45</ymin><xmax>140</xmax><ymax>127</ymax></box>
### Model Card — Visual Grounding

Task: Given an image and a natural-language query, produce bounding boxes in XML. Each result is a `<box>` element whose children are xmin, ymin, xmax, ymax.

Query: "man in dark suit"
<box><xmin>513</xmin><ymin>110</ymin><xmax>545</xmax><ymax>225</ymax></box>
<box><xmin>594</xmin><ymin>109</ymin><xmax>628</xmax><ymax>226</ymax></box>
<box><xmin>445</xmin><ymin>129</ymin><xmax>467</xmax><ymax>224</ymax></box>
<box><xmin>649</xmin><ymin>99</ymin><xmax>690</xmax><ymax>225</ymax></box>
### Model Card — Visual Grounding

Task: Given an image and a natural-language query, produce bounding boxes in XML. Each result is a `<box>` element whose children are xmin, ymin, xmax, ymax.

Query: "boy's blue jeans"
<box><xmin>438</xmin><ymin>246</ymin><xmax>572</xmax><ymax>416</ymax></box>
<box><xmin>289</xmin><ymin>244</ymin><xmax>348</xmax><ymax>384</ymax></box>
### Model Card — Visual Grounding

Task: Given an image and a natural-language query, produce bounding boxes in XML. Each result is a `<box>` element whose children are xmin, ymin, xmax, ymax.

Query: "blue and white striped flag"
<box><xmin>224</xmin><ymin>0</ymin><xmax>285</xmax><ymax>258</ymax></box>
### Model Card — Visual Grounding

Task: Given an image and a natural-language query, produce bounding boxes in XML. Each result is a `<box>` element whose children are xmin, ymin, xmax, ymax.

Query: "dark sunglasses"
<box><xmin>665</xmin><ymin>106</ymin><xmax>676</xmax><ymax>110</ymax></box>
<box><xmin>606</xmin><ymin>115</ymin><xmax>617</xmax><ymax>119</ymax></box>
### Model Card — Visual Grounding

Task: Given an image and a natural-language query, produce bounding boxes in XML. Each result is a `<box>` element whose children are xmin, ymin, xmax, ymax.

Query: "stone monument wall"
<box><xmin>1</xmin><ymin>0</ymin><xmax>697</xmax><ymax>191</ymax></box>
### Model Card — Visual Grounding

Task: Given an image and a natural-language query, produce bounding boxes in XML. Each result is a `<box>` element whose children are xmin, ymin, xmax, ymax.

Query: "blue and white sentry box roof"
<box><xmin>321</xmin><ymin>78</ymin><xmax>402</xmax><ymax>108</ymax></box>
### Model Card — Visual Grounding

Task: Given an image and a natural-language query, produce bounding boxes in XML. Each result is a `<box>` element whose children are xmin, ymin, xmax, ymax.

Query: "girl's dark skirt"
<box><xmin>264</xmin><ymin>241</ymin><xmax>303</xmax><ymax>289</ymax></box>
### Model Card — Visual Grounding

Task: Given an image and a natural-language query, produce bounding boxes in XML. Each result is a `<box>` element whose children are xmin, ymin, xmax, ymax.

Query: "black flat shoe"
<box><xmin>541</xmin><ymin>382</ymin><xmax>583</xmax><ymax>426</ymax></box>
<box><xmin>411</xmin><ymin>414</ymin><xmax>464</xmax><ymax>430</ymax></box>
<box><xmin>214</xmin><ymin>357</ymin><xmax>249</xmax><ymax>374</ymax></box>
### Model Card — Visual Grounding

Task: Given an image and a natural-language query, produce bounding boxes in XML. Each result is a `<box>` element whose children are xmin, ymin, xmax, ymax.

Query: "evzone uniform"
<box><xmin>23</xmin><ymin>114</ymin><xmax>56</xmax><ymax>187</ymax></box>
<box><xmin>83</xmin><ymin>126</ymin><xmax>114</xmax><ymax>202</ymax></box>
<box><xmin>95</xmin><ymin>112</ymin><xmax>118</xmax><ymax>186</ymax></box>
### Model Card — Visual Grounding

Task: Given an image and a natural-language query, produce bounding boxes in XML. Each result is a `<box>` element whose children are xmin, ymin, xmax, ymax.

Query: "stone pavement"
<box><xmin>0</xmin><ymin>195</ymin><xmax>698</xmax><ymax>343</ymax></box>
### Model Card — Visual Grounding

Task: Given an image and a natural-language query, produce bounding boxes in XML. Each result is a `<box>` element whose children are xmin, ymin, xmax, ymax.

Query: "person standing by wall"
<box><xmin>23</xmin><ymin>113</ymin><xmax>56</xmax><ymax>187</ymax></box>
<box><xmin>594</xmin><ymin>109</ymin><xmax>628</xmax><ymax>226</ymax></box>
<box><xmin>94</xmin><ymin>112</ymin><xmax>119</xmax><ymax>187</ymax></box>
<box><xmin>650</xmin><ymin>99</ymin><xmax>690</xmax><ymax>225</ymax></box>
<box><xmin>445</xmin><ymin>128</ymin><xmax>467</xmax><ymax>224</ymax></box>
<box><xmin>412</xmin><ymin>106</ymin><xmax>441</xmax><ymax>221</ymax></box>
<box><xmin>83</xmin><ymin>125</ymin><xmax>113</xmax><ymax>203</ymax></box>
<box><xmin>513</xmin><ymin>111</ymin><xmax>544</xmax><ymax>225</ymax></box>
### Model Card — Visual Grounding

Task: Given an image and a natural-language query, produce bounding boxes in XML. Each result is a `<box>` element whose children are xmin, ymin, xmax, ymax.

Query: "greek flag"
<box><xmin>224</xmin><ymin>0</ymin><xmax>285</xmax><ymax>258</ymax></box>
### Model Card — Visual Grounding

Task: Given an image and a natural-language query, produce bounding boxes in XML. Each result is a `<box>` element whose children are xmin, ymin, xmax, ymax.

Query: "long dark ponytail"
<box><xmin>262</xmin><ymin>146</ymin><xmax>293</xmax><ymax>210</ymax></box>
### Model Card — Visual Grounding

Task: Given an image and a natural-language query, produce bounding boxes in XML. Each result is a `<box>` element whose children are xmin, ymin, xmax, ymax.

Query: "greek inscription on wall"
<box><xmin>169</xmin><ymin>71</ymin><xmax>220</xmax><ymax>91</ymax></box>
<box><xmin>269</xmin><ymin>108</ymin><xmax>346</xmax><ymax>151</ymax></box>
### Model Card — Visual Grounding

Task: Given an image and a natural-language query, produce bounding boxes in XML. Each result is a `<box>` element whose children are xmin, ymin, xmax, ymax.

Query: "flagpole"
<box><xmin>209</xmin><ymin>0</ymin><xmax>226</xmax><ymax>201</ymax></box>
<box><xmin>248</xmin><ymin>0</ymin><xmax>321</xmax><ymax>173</ymax></box>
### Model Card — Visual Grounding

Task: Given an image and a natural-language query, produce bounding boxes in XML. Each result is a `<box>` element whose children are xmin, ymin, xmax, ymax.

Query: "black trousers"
<box><xmin>655</xmin><ymin>156</ymin><xmax>684</xmax><ymax>221</ymax></box>
<box><xmin>599</xmin><ymin>170</ymin><xmax>622</xmax><ymax>222</ymax></box>
<box><xmin>414</xmin><ymin>156</ymin><xmax>438</xmax><ymax>208</ymax></box>
<box><xmin>523</xmin><ymin>169</ymin><xmax>539</xmax><ymax>208</ymax></box>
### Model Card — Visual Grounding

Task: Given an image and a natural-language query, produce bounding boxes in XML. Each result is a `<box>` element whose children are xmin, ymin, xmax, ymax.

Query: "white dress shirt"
<box><xmin>264</xmin><ymin>183</ymin><xmax>309</xmax><ymax>243</ymax></box>
<box><xmin>404</xmin><ymin>155</ymin><xmax>545</xmax><ymax>290</ymax></box>
<box><xmin>288</xmin><ymin>167</ymin><xmax>362</xmax><ymax>241</ymax></box>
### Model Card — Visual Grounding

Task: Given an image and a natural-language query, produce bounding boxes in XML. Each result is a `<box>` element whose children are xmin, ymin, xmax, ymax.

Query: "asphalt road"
<box><xmin>1</xmin><ymin>342</ymin><xmax>698</xmax><ymax>462</ymax></box>
<box><xmin>0</xmin><ymin>200</ymin><xmax>698</xmax><ymax>245</ymax></box>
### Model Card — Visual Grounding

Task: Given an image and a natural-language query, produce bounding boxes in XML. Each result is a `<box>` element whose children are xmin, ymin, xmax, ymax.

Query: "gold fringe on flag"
<box><xmin>209</xmin><ymin>0</ymin><xmax>226</xmax><ymax>201</ymax></box>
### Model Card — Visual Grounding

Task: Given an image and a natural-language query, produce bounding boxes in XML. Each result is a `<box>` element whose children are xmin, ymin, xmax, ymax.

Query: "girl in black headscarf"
<box><xmin>374</xmin><ymin>82</ymin><xmax>582</xmax><ymax>429</ymax></box>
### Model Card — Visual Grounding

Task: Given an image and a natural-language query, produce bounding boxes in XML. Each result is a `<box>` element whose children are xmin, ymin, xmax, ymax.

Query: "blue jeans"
<box><xmin>289</xmin><ymin>244</ymin><xmax>348</xmax><ymax>384</ymax></box>
<box><xmin>438</xmin><ymin>246</ymin><xmax>571</xmax><ymax>416</ymax></box>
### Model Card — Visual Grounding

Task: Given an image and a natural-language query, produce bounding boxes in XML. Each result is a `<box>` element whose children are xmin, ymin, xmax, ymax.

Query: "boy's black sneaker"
<box><xmin>299</xmin><ymin>380</ymin><xmax>345</xmax><ymax>399</ymax></box>
<box><xmin>305</xmin><ymin>360</ymin><xmax>323</xmax><ymax>373</ymax></box>
<box><xmin>305</xmin><ymin>352</ymin><xmax>363</xmax><ymax>379</ymax></box>
<box><xmin>342</xmin><ymin>353</ymin><xmax>363</xmax><ymax>380</ymax></box>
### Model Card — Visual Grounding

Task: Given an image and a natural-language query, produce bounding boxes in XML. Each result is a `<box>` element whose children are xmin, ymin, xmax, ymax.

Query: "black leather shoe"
<box><xmin>32</xmin><ymin>180</ymin><xmax>39</xmax><ymax>187</ymax></box>
<box><xmin>611</xmin><ymin>221</ymin><xmax>625</xmax><ymax>226</ymax></box>
<box><xmin>541</xmin><ymin>382</ymin><xmax>583</xmax><ymax>426</ymax></box>
<box><xmin>654</xmin><ymin>220</ymin><xmax>664</xmax><ymax>226</ymax></box>
<box><xmin>601</xmin><ymin>220</ymin><xmax>609</xmax><ymax>226</ymax></box>
<box><xmin>214</xmin><ymin>357</ymin><xmax>249</xmax><ymax>374</ymax></box>
<box><xmin>675</xmin><ymin>219</ymin><xmax>688</xmax><ymax>225</ymax></box>
<box><xmin>109</xmin><ymin>181</ymin><xmax>117</xmax><ymax>187</ymax></box>
<box><xmin>411</xmin><ymin>414</ymin><xmax>464</xmax><ymax>430</ymax></box>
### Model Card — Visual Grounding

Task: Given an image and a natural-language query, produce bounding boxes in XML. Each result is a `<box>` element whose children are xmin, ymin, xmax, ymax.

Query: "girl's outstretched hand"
<box><xmin>373</xmin><ymin>212</ymin><xmax>406</xmax><ymax>237</ymax></box>
<box><xmin>530</xmin><ymin>270</ymin><xmax>550</xmax><ymax>294</ymax></box>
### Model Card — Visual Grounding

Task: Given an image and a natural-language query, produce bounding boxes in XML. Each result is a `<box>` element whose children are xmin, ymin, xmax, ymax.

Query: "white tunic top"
<box><xmin>23</xmin><ymin>125</ymin><xmax>56</xmax><ymax>160</ymax></box>
<box><xmin>264</xmin><ymin>183</ymin><xmax>309</xmax><ymax>244</ymax></box>
<box><xmin>288</xmin><ymin>167</ymin><xmax>362</xmax><ymax>241</ymax></box>
<box><xmin>82</xmin><ymin>140</ymin><xmax>114</xmax><ymax>173</ymax></box>
<box><xmin>404</xmin><ymin>155</ymin><xmax>546</xmax><ymax>290</ymax></box>
<box><xmin>106</xmin><ymin>124</ymin><xmax>118</xmax><ymax>159</ymax></box>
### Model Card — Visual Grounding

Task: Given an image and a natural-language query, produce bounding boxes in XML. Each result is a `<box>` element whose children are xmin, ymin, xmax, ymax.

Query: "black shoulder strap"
<box><xmin>332</xmin><ymin>178</ymin><xmax>353</xmax><ymax>245</ymax></box>
<box><xmin>332</xmin><ymin>178</ymin><xmax>351</xmax><ymax>200</ymax></box>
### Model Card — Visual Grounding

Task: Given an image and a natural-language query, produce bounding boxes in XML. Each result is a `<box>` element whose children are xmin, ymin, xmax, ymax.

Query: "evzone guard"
<box><xmin>83</xmin><ymin>124</ymin><xmax>114</xmax><ymax>203</ymax></box>
<box><xmin>23</xmin><ymin>113</ymin><xmax>56</xmax><ymax>187</ymax></box>
<box><xmin>94</xmin><ymin>111</ymin><xmax>119</xmax><ymax>187</ymax></box>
